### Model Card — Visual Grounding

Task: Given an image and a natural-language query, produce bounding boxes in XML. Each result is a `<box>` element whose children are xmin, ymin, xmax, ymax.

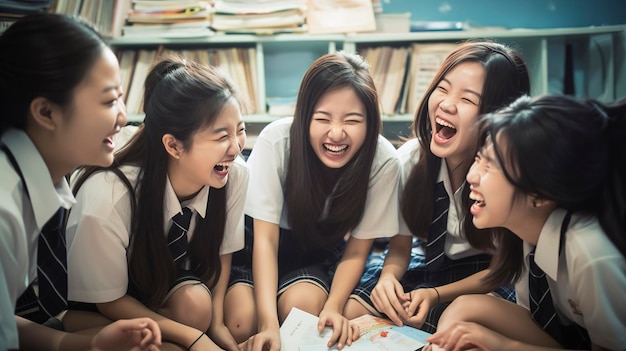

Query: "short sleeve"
<box><xmin>66</xmin><ymin>171</ymin><xmax>132</xmax><ymax>303</ymax></box>
<box><xmin>350</xmin><ymin>136</ymin><xmax>401</xmax><ymax>239</ymax></box>
<box><xmin>220</xmin><ymin>156</ymin><xmax>248</xmax><ymax>254</ymax></box>
<box><xmin>244</xmin><ymin>119</ymin><xmax>290</xmax><ymax>225</ymax></box>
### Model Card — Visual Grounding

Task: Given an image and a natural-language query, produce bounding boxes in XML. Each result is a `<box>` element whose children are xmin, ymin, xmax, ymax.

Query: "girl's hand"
<box><xmin>208</xmin><ymin>323</ymin><xmax>240</xmax><ymax>351</ymax></box>
<box><xmin>370</xmin><ymin>274</ymin><xmax>410</xmax><ymax>326</ymax></box>
<box><xmin>403</xmin><ymin>288</ymin><xmax>438</xmax><ymax>328</ymax></box>
<box><xmin>91</xmin><ymin>318</ymin><xmax>162</xmax><ymax>351</ymax></box>
<box><xmin>189</xmin><ymin>333</ymin><xmax>226</xmax><ymax>351</ymax></box>
<box><xmin>426</xmin><ymin>321</ymin><xmax>509</xmax><ymax>351</ymax></box>
<box><xmin>238</xmin><ymin>328</ymin><xmax>281</xmax><ymax>351</ymax></box>
<box><xmin>317</xmin><ymin>309</ymin><xmax>359</xmax><ymax>350</ymax></box>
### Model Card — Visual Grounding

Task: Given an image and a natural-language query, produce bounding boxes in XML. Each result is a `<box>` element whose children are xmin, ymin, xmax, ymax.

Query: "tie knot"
<box><xmin>172</xmin><ymin>207</ymin><xmax>193</xmax><ymax>228</ymax></box>
<box><xmin>528</xmin><ymin>250</ymin><xmax>545</xmax><ymax>278</ymax></box>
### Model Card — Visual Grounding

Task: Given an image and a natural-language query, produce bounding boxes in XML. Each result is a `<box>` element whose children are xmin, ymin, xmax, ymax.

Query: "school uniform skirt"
<box><xmin>350</xmin><ymin>237</ymin><xmax>516</xmax><ymax>334</ymax></box>
<box><xmin>229</xmin><ymin>215</ymin><xmax>346</xmax><ymax>295</ymax></box>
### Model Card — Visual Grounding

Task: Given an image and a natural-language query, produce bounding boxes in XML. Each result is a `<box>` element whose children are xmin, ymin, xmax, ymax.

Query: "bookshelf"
<box><xmin>108</xmin><ymin>24</ymin><xmax>626</xmax><ymax>145</ymax></box>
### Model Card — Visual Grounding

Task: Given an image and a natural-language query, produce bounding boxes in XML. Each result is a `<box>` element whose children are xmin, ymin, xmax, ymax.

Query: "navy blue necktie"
<box><xmin>425</xmin><ymin>182</ymin><xmax>448</xmax><ymax>271</ymax></box>
<box><xmin>528</xmin><ymin>250</ymin><xmax>558</xmax><ymax>332</ymax></box>
<box><xmin>167</xmin><ymin>208</ymin><xmax>193</xmax><ymax>266</ymax></box>
<box><xmin>528</xmin><ymin>212</ymin><xmax>590</xmax><ymax>349</ymax></box>
<box><xmin>37</xmin><ymin>207</ymin><xmax>68</xmax><ymax>318</ymax></box>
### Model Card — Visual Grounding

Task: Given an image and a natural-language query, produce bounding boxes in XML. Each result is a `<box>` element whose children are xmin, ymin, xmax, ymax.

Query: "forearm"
<box><xmin>379</xmin><ymin>235</ymin><xmax>412</xmax><ymax>280</ymax></box>
<box><xmin>435</xmin><ymin>269</ymin><xmax>492</xmax><ymax>303</ymax></box>
<box><xmin>251</xmin><ymin>219</ymin><xmax>280</xmax><ymax>331</ymax></box>
<box><xmin>96</xmin><ymin>294</ymin><xmax>200</xmax><ymax>348</ymax></box>
<box><xmin>324</xmin><ymin>238</ymin><xmax>373</xmax><ymax>312</ymax></box>
<box><xmin>17</xmin><ymin>316</ymin><xmax>92</xmax><ymax>351</ymax></box>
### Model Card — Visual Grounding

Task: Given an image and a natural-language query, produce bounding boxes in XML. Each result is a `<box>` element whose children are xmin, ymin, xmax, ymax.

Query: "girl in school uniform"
<box><xmin>427</xmin><ymin>94</ymin><xmax>626</xmax><ymax>351</ymax></box>
<box><xmin>0</xmin><ymin>13</ymin><xmax>161</xmax><ymax>351</ymax></box>
<box><xmin>224</xmin><ymin>51</ymin><xmax>401</xmax><ymax>351</ymax></box>
<box><xmin>64</xmin><ymin>55</ymin><xmax>248</xmax><ymax>351</ymax></box>
<box><xmin>344</xmin><ymin>41</ymin><xmax>531</xmax><ymax>333</ymax></box>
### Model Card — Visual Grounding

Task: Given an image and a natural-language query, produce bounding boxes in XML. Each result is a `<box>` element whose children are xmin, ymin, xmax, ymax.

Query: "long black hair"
<box><xmin>401</xmin><ymin>41</ymin><xmax>530</xmax><ymax>252</ymax></box>
<box><xmin>284</xmin><ymin>51</ymin><xmax>381</xmax><ymax>248</ymax></box>
<box><xmin>73</xmin><ymin>55</ymin><xmax>243</xmax><ymax>308</ymax></box>
<box><xmin>481</xmin><ymin>94</ymin><xmax>626</xmax><ymax>286</ymax></box>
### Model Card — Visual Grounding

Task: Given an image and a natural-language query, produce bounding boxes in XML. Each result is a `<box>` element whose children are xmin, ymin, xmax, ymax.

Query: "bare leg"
<box><xmin>277</xmin><ymin>282</ymin><xmax>326</xmax><ymax>322</ymax></box>
<box><xmin>343</xmin><ymin>297</ymin><xmax>374</xmax><ymax>320</ymax></box>
<box><xmin>159</xmin><ymin>283</ymin><xmax>213</xmax><ymax>332</ymax></box>
<box><xmin>438</xmin><ymin>294</ymin><xmax>560</xmax><ymax>348</ymax></box>
<box><xmin>62</xmin><ymin>310</ymin><xmax>111</xmax><ymax>333</ymax></box>
<box><xmin>224</xmin><ymin>283</ymin><xmax>257</xmax><ymax>343</ymax></box>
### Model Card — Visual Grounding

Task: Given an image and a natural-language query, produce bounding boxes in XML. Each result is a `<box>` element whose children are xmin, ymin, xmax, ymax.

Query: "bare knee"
<box><xmin>278</xmin><ymin>282</ymin><xmax>326</xmax><ymax>322</ymax></box>
<box><xmin>162</xmin><ymin>283</ymin><xmax>213</xmax><ymax>331</ymax></box>
<box><xmin>438</xmin><ymin>294</ymin><xmax>490</xmax><ymax>330</ymax></box>
<box><xmin>343</xmin><ymin>297</ymin><xmax>371</xmax><ymax>320</ymax></box>
<box><xmin>224</xmin><ymin>284</ymin><xmax>257</xmax><ymax>344</ymax></box>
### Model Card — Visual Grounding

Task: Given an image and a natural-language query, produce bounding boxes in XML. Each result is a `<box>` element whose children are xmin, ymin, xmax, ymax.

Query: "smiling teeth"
<box><xmin>324</xmin><ymin>144</ymin><xmax>347</xmax><ymax>152</ymax></box>
<box><xmin>215</xmin><ymin>161</ymin><xmax>232</xmax><ymax>171</ymax></box>
<box><xmin>436</xmin><ymin>117</ymin><xmax>456</xmax><ymax>129</ymax></box>
<box><xmin>469</xmin><ymin>192</ymin><xmax>484</xmax><ymax>202</ymax></box>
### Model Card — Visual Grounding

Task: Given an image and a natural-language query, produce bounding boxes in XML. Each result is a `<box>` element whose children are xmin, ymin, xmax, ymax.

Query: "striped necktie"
<box><xmin>167</xmin><ymin>207</ymin><xmax>193</xmax><ymax>266</ymax></box>
<box><xmin>36</xmin><ymin>207</ymin><xmax>68</xmax><ymax>319</ymax></box>
<box><xmin>528</xmin><ymin>213</ymin><xmax>590</xmax><ymax>349</ymax></box>
<box><xmin>425</xmin><ymin>181</ymin><xmax>448</xmax><ymax>271</ymax></box>
<box><xmin>528</xmin><ymin>250</ymin><xmax>558</xmax><ymax>333</ymax></box>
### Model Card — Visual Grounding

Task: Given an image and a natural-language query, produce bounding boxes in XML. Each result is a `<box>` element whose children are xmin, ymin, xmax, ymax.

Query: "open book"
<box><xmin>280</xmin><ymin>307</ymin><xmax>431</xmax><ymax>351</ymax></box>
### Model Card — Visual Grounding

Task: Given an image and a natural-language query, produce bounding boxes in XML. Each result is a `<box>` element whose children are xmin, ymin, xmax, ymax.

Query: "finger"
<box><xmin>337</xmin><ymin>320</ymin><xmax>349</xmax><ymax>350</ymax></box>
<box><xmin>139</xmin><ymin>328</ymin><xmax>153</xmax><ymax>348</ymax></box>
<box><xmin>326</xmin><ymin>323</ymin><xmax>341</xmax><ymax>348</ymax></box>
<box><xmin>350</xmin><ymin>323</ymin><xmax>360</xmax><ymax>342</ymax></box>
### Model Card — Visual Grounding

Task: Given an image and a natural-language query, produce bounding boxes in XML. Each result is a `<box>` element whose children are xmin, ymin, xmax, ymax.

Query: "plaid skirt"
<box><xmin>351</xmin><ymin>237</ymin><xmax>516</xmax><ymax>333</ymax></box>
<box><xmin>230</xmin><ymin>215</ymin><xmax>346</xmax><ymax>294</ymax></box>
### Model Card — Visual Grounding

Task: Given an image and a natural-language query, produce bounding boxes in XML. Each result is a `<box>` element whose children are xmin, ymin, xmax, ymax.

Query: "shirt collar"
<box><xmin>530</xmin><ymin>208</ymin><xmax>567</xmax><ymax>280</ymax></box>
<box><xmin>163</xmin><ymin>174</ymin><xmax>209</xmax><ymax>220</ymax></box>
<box><xmin>2</xmin><ymin>128</ymin><xmax>75</xmax><ymax>228</ymax></box>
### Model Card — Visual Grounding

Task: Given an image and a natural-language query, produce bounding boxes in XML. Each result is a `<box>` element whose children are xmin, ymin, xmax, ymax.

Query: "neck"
<box><xmin>508</xmin><ymin>207</ymin><xmax>555</xmax><ymax>246</ymax></box>
<box><xmin>27</xmin><ymin>128</ymin><xmax>71</xmax><ymax>185</ymax></box>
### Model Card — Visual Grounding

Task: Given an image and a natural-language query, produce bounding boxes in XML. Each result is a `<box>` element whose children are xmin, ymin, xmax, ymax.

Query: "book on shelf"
<box><xmin>124</xmin><ymin>47</ymin><xmax>161</xmax><ymax>115</ymax></box>
<box><xmin>280</xmin><ymin>307</ymin><xmax>431</xmax><ymax>351</ymax></box>
<box><xmin>405</xmin><ymin>43</ymin><xmax>457</xmax><ymax>114</ymax></box>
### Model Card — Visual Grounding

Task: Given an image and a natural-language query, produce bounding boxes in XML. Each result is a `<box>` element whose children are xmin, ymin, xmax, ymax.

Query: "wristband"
<box><xmin>188</xmin><ymin>332</ymin><xmax>204</xmax><ymax>351</ymax></box>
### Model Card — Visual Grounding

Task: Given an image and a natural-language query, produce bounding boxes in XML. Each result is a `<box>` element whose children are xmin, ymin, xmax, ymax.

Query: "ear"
<box><xmin>529</xmin><ymin>194</ymin><xmax>555</xmax><ymax>209</ymax></box>
<box><xmin>29</xmin><ymin>97</ymin><xmax>61</xmax><ymax>131</ymax></box>
<box><xmin>162</xmin><ymin>133</ymin><xmax>182</xmax><ymax>159</ymax></box>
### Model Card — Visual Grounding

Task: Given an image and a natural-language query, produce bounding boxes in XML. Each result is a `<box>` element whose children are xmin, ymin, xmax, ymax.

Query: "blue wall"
<box><xmin>380</xmin><ymin>0</ymin><xmax>626</xmax><ymax>29</ymax></box>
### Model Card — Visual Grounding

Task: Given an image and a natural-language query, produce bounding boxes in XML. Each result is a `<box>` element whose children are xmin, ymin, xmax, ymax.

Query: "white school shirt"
<box><xmin>66</xmin><ymin>156</ymin><xmax>248</xmax><ymax>303</ymax></box>
<box><xmin>396</xmin><ymin>138</ymin><xmax>484</xmax><ymax>259</ymax></box>
<box><xmin>0</xmin><ymin>129</ymin><xmax>75</xmax><ymax>350</ymax></box>
<box><xmin>515</xmin><ymin>209</ymin><xmax>626</xmax><ymax>350</ymax></box>
<box><xmin>244</xmin><ymin>117</ymin><xmax>401</xmax><ymax>239</ymax></box>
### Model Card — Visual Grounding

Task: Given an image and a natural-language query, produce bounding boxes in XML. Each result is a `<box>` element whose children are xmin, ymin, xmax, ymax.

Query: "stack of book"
<box><xmin>212</xmin><ymin>0</ymin><xmax>306</xmax><ymax>34</ymax></box>
<box><xmin>123</xmin><ymin>0</ymin><xmax>213</xmax><ymax>38</ymax></box>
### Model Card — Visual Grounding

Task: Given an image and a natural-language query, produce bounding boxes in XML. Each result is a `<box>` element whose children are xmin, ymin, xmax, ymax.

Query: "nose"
<box><xmin>466</xmin><ymin>161</ymin><xmax>479</xmax><ymax>185</ymax></box>
<box><xmin>328</xmin><ymin>123</ymin><xmax>345</xmax><ymax>140</ymax></box>
<box><xmin>229</xmin><ymin>134</ymin><xmax>243</xmax><ymax>155</ymax></box>
<box><xmin>118</xmin><ymin>99</ymin><xmax>128</xmax><ymax>127</ymax></box>
<box><xmin>440</xmin><ymin>98</ymin><xmax>457</xmax><ymax>114</ymax></box>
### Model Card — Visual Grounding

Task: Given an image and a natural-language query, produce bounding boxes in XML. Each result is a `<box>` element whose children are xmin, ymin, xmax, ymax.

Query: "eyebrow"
<box><xmin>440</xmin><ymin>77</ymin><xmax>482</xmax><ymax>99</ymax></box>
<box><xmin>212</xmin><ymin>120</ymin><xmax>245</xmax><ymax>134</ymax></box>
<box><xmin>313</xmin><ymin>110</ymin><xmax>365</xmax><ymax>118</ymax></box>
<box><xmin>101</xmin><ymin>85</ymin><xmax>119</xmax><ymax>94</ymax></box>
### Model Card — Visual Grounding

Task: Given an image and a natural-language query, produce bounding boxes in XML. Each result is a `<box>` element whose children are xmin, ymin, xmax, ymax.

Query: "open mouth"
<box><xmin>469</xmin><ymin>191</ymin><xmax>486</xmax><ymax>207</ymax></box>
<box><xmin>214</xmin><ymin>161</ymin><xmax>232</xmax><ymax>173</ymax></box>
<box><xmin>435</xmin><ymin>117</ymin><xmax>457</xmax><ymax>140</ymax></box>
<box><xmin>323</xmin><ymin>143</ymin><xmax>348</xmax><ymax>155</ymax></box>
